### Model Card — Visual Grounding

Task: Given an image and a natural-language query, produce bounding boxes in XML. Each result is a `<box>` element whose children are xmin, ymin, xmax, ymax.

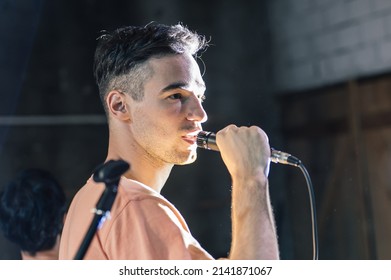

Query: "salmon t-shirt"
<box><xmin>59</xmin><ymin>177</ymin><xmax>214</xmax><ymax>260</ymax></box>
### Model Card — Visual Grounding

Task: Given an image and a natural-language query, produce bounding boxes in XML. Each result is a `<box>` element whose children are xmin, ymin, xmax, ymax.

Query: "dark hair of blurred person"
<box><xmin>0</xmin><ymin>168</ymin><xmax>67</xmax><ymax>260</ymax></box>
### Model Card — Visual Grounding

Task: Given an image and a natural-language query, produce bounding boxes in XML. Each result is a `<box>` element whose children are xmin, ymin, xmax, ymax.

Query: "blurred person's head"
<box><xmin>0</xmin><ymin>168</ymin><xmax>67</xmax><ymax>259</ymax></box>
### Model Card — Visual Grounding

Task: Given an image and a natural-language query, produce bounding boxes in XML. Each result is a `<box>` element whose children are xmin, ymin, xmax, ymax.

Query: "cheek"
<box><xmin>131</xmin><ymin>100</ymin><xmax>184</xmax><ymax>135</ymax></box>
<box><xmin>132</xmin><ymin>106</ymin><xmax>170</xmax><ymax>136</ymax></box>
<box><xmin>132</xmin><ymin>107</ymin><xmax>153</xmax><ymax>131</ymax></box>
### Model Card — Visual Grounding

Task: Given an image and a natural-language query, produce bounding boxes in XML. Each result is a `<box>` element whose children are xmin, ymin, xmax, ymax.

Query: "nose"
<box><xmin>186</xmin><ymin>96</ymin><xmax>208</xmax><ymax>123</ymax></box>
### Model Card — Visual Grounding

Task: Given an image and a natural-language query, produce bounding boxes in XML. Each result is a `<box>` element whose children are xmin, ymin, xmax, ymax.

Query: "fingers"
<box><xmin>216</xmin><ymin>125</ymin><xmax>271</xmax><ymax>178</ymax></box>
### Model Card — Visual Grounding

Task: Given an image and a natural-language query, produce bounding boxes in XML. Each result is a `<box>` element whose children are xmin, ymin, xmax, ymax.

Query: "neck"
<box><xmin>106</xmin><ymin>133</ymin><xmax>173</xmax><ymax>193</ymax></box>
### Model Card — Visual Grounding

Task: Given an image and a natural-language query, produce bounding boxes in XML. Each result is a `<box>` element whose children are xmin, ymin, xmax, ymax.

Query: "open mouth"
<box><xmin>181</xmin><ymin>131</ymin><xmax>200</xmax><ymax>145</ymax></box>
<box><xmin>182</xmin><ymin>134</ymin><xmax>197</xmax><ymax>145</ymax></box>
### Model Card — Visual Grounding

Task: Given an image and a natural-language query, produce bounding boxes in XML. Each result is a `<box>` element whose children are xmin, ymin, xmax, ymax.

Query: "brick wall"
<box><xmin>270</xmin><ymin>0</ymin><xmax>391</xmax><ymax>93</ymax></box>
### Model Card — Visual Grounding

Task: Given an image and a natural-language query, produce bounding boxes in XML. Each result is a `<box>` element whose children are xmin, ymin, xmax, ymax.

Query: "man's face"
<box><xmin>128</xmin><ymin>53</ymin><xmax>208</xmax><ymax>165</ymax></box>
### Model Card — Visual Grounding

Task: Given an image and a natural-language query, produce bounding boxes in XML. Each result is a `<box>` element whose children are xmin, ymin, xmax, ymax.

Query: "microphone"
<box><xmin>196</xmin><ymin>131</ymin><xmax>301</xmax><ymax>167</ymax></box>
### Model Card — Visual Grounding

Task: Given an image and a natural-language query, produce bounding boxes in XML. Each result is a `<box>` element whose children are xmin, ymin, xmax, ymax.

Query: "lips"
<box><xmin>182</xmin><ymin>135</ymin><xmax>197</xmax><ymax>145</ymax></box>
<box><xmin>182</xmin><ymin>130</ymin><xmax>201</xmax><ymax>145</ymax></box>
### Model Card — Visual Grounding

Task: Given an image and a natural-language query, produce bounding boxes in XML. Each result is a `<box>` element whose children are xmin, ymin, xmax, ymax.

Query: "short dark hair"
<box><xmin>0</xmin><ymin>169</ymin><xmax>66</xmax><ymax>256</ymax></box>
<box><xmin>93</xmin><ymin>22</ymin><xmax>208</xmax><ymax>111</ymax></box>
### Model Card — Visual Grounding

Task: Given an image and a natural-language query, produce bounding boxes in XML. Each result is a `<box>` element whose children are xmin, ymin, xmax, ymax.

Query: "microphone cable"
<box><xmin>269</xmin><ymin>148</ymin><xmax>318</xmax><ymax>260</ymax></box>
<box><xmin>297</xmin><ymin>161</ymin><xmax>319</xmax><ymax>260</ymax></box>
<box><xmin>197</xmin><ymin>131</ymin><xmax>319</xmax><ymax>260</ymax></box>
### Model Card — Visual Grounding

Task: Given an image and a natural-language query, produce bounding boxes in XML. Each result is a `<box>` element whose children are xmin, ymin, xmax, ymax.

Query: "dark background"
<box><xmin>1</xmin><ymin>0</ymin><xmax>390</xmax><ymax>260</ymax></box>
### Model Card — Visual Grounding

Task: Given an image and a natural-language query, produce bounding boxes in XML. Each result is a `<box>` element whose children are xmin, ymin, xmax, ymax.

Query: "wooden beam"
<box><xmin>281</xmin><ymin>111</ymin><xmax>391</xmax><ymax>140</ymax></box>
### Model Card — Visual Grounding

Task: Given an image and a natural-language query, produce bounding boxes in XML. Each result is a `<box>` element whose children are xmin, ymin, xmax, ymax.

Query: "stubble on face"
<box><xmin>128</xmin><ymin>56</ymin><xmax>201</xmax><ymax>166</ymax></box>
<box><xmin>131</xmin><ymin>106</ymin><xmax>199</xmax><ymax>166</ymax></box>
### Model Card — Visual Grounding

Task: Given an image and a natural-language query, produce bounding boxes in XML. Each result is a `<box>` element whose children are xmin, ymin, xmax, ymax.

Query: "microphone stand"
<box><xmin>73</xmin><ymin>159</ymin><xmax>130</xmax><ymax>260</ymax></box>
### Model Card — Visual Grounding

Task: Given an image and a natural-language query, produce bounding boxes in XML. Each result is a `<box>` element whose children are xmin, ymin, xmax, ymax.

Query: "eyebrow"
<box><xmin>160</xmin><ymin>81</ymin><xmax>206</xmax><ymax>93</ymax></box>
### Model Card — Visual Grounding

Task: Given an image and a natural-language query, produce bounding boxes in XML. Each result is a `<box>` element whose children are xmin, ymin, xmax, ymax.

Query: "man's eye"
<box><xmin>168</xmin><ymin>93</ymin><xmax>182</xmax><ymax>100</ymax></box>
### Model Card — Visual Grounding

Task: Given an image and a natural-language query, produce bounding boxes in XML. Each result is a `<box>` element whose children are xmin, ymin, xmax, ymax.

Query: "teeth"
<box><xmin>183</xmin><ymin>134</ymin><xmax>197</xmax><ymax>141</ymax></box>
<box><xmin>188</xmin><ymin>131</ymin><xmax>200</xmax><ymax>137</ymax></box>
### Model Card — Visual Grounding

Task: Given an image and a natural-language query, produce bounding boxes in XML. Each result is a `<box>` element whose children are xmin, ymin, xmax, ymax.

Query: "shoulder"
<box><xmin>110</xmin><ymin>179</ymin><xmax>187</xmax><ymax>231</ymax></box>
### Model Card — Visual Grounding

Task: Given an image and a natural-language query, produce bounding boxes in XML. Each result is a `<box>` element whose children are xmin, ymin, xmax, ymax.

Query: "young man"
<box><xmin>59</xmin><ymin>23</ymin><xmax>279</xmax><ymax>260</ymax></box>
<box><xmin>0</xmin><ymin>168</ymin><xmax>67</xmax><ymax>260</ymax></box>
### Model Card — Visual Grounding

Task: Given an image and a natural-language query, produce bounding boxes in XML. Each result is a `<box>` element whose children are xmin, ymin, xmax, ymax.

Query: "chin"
<box><xmin>176</xmin><ymin>151</ymin><xmax>198</xmax><ymax>165</ymax></box>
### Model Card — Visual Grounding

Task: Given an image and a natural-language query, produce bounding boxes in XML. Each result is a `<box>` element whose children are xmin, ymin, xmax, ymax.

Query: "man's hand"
<box><xmin>216</xmin><ymin>125</ymin><xmax>271</xmax><ymax>180</ymax></box>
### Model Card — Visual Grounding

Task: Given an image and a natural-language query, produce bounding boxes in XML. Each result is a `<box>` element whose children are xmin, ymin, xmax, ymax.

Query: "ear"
<box><xmin>106</xmin><ymin>90</ymin><xmax>130</xmax><ymax>121</ymax></box>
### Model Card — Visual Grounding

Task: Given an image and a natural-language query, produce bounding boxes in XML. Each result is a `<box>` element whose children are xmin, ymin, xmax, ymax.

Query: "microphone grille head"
<box><xmin>196</xmin><ymin>131</ymin><xmax>219</xmax><ymax>151</ymax></box>
<box><xmin>196</xmin><ymin>131</ymin><xmax>210</xmax><ymax>149</ymax></box>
